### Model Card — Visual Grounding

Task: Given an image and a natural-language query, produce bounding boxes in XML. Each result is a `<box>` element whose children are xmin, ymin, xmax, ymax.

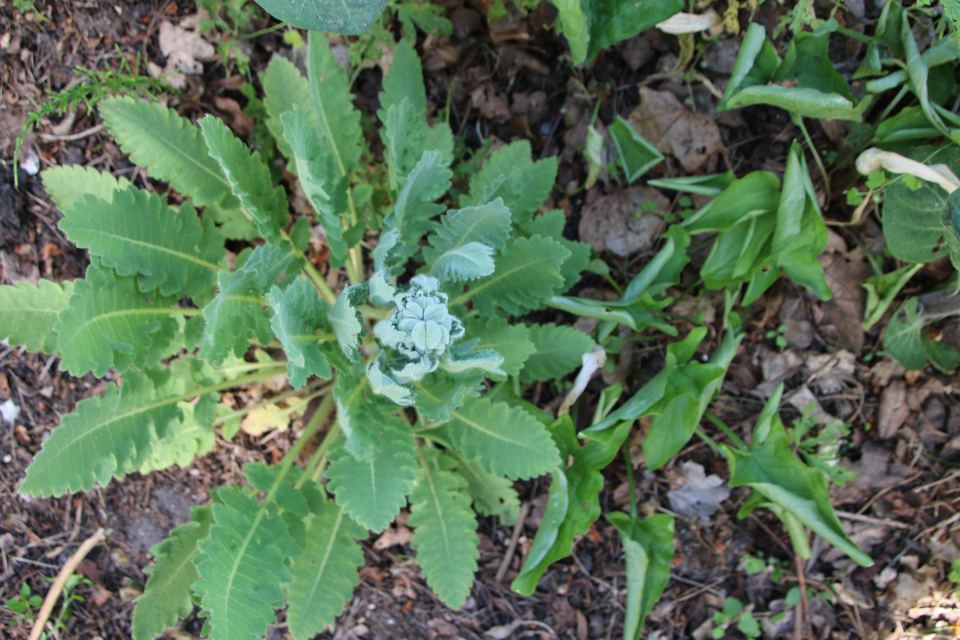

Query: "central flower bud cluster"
<box><xmin>376</xmin><ymin>275</ymin><xmax>464</xmax><ymax>362</ymax></box>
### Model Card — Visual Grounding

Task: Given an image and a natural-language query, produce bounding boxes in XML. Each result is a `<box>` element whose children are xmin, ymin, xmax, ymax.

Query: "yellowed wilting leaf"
<box><xmin>627</xmin><ymin>88</ymin><xmax>723</xmax><ymax>172</ymax></box>
<box><xmin>240</xmin><ymin>404</ymin><xmax>289</xmax><ymax>436</ymax></box>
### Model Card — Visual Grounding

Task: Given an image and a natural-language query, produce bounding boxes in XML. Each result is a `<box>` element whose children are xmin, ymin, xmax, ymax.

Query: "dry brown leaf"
<box><xmin>578</xmin><ymin>187</ymin><xmax>668</xmax><ymax>257</ymax></box>
<box><xmin>214</xmin><ymin>97</ymin><xmax>254</xmax><ymax>138</ymax></box>
<box><xmin>158</xmin><ymin>20</ymin><xmax>214</xmax><ymax>76</ymax></box>
<box><xmin>817</xmin><ymin>250</ymin><xmax>871</xmax><ymax>353</ymax></box>
<box><xmin>879</xmin><ymin>379</ymin><xmax>910</xmax><ymax>439</ymax></box>
<box><xmin>471</xmin><ymin>83</ymin><xmax>511</xmax><ymax>122</ymax></box>
<box><xmin>627</xmin><ymin>88</ymin><xmax>723</xmax><ymax>172</ymax></box>
<box><xmin>373</xmin><ymin>526</ymin><xmax>412</xmax><ymax>550</ymax></box>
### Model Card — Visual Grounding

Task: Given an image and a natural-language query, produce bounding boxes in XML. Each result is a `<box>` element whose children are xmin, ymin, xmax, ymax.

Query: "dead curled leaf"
<box><xmin>471</xmin><ymin>83</ymin><xmax>511</xmax><ymax>122</ymax></box>
<box><xmin>627</xmin><ymin>88</ymin><xmax>723</xmax><ymax>172</ymax></box>
<box><xmin>666</xmin><ymin>461</ymin><xmax>731</xmax><ymax>524</ymax></box>
<box><xmin>578</xmin><ymin>187</ymin><xmax>668</xmax><ymax>257</ymax></box>
<box><xmin>158</xmin><ymin>20</ymin><xmax>215</xmax><ymax>75</ymax></box>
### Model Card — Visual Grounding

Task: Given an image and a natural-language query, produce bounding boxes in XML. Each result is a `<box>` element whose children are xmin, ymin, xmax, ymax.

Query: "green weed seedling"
<box><xmin>6</xmin><ymin>575</ymin><xmax>90</xmax><ymax>640</ymax></box>
<box><xmin>712</xmin><ymin>597</ymin><xmax>761</xmax><ymax>640</ymax></box>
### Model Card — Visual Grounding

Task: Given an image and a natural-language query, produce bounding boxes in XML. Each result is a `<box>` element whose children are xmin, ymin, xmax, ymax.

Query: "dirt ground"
<box><xmin>2</xmin><ymin>1</ymin><xmax>960</xmax><ymax>639</ymax></box>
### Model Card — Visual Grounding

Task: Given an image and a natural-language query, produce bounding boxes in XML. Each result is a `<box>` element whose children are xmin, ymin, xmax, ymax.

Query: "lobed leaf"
<box><xmin>254</xmin><ymin>0</ymin><xmax>389</xmax><ymax>36</ymax></box>
<box><xmin>41</xmin><ymin>165</ymin><xmax>132</xmax><ymax>212</ymax></box>
<box><xmin>448</xmin><ymin>397</ymin><xmax>560</xmax><ymax>480</ymax></box>
<box><xmin>463</xmin><ymin>315</ymin><xmax>535</xmax><ymax>379</ymax></box>
<box><xmin>424</xmin><ymin>199</ymin><xmax>512</xmax><ymax>265</ymax></box>
<box><xmin>450</xmin><ymin>454</ymin><xmax>521</xmax><ymax>525</ymax></box>
<box><xmin>466</xmin><ymin>235</ymin><xmax>570</xmax><ymax>315</ymax></box>
<box><xmin>461</xmin><ymin>141</ymin><xmax>557</xmax><ymax>226</ymax></box>
<box><xmin>307</xmin><ymin>32</ymin><xmax>363</xmax><ymax>176</ymax></box>
<box><xmin>385</xmin><ymin>150</ymin><xmax>453</xmax><ymax>250</ymax></box>
<box><xmin>261</xmin><ymin>55</ymin><xmax>312</xmax><ymax>159</ymax></box>
<box><xmin>520</xmin><ymin>323</ymin><xmax>595</xmax><ymax>383</ymax></box>
<box><xmin>430</xmin><ymin>242</ymin><xmax>495</xmax><ymax>282</ymax></box>
<box><xmin>330</xmin><ymin>284</ymin><xmax>366</xmax><ymax>363</ymax></box>
<box><xmin>266</xmin><ymin>277</ymin><xmax>334</xmax><ymax>389</ymax></box>
<box><xmin>0</xmin><ymin>279</ymin><xmax>73</xmax><ymax>354</ymax></box>
<box><xmin>410</xmin><ymin>369</ymin><xmax>484</xmax><ymax>422</ymax></box>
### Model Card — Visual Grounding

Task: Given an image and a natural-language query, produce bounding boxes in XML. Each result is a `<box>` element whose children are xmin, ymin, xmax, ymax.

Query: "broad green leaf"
<box><xmin>448</xmin><ymin>397</ymin><xmax>559</xmax><ymax>480</ymax></box>
<box><xmin>132</xmin><ymin>506</ymin><xmax>214</xmax><ymax>640</ymax></box>
<box><xmin>718</xmin><ymin>23</ymin><xmax>776</xmax><ymax>110</ymax></box>
<box><xmin>287</xmin><ymin>499</ymin><xmax>366</xmax><ymax>640</ymax></box>
<box><xmin>266</xmin><ymin>277</ymin><xmax>333</xmax><ymax>390</ymax></box>
<box><xmin>923</xmin><ymin>332</ymin><xmax>960</xmax><ymax>373</ymax></box>
<box><xmin>424</xmin><ymin>200</ymin><xmax>513</xmax><ymax>263</ymax></box>
<box><xmin>385</xmin><ymin>150</ymin><xmax>452</xmax><ymax>249</ymax></box>
<box><xmin>450</xmin><ymin>454</ymin><xmax>520</xmax><ymax>525</ymax></box>
<box><xmin>430</xmin><ymin>242</ymin><xmax>495</xmax><ymax>282</ymax></box>
<box><xmin>464</xmin><ymin>315</ymin><xmax>535</xmax><ymax>379</ymax></box>
<box><xmin>200</xmin><ymin>116</ymin><xmax>288</xmax><ymax>243</ymax></box>
<box><xmin>326</xmin><ymin>421</ymin><xmax>417</xmax><ymax>532</ymax></box>
<box><xmin>41</xmin><ymin>165</ymin><xmax>132</xmax><ymax>212</ymax></box>
<box><xmin>886</xmin><ymin>297</ymin><xmax>927</xmax><ymax>370</ymax></box>
<box><xmin>547</xmin><ymin>294</ymin><xmax>671</xmax><ymax>334</ymax></box>
<box><xmin>57</xmin><ymin>261</ymin><xmax>180</xmax><ymax>377</ymax></box>
<box><xmin>647</xmin><ymin>173</ymin><xmax>735</xmax><ymax>197</ymax></box>
<box><xmin>582</xmin><ymin>365</ymin><xmax>672</xmax><ymax>435</ymax></box>
<box><xmin>60</xmin><ymin>189</ymin><xmax>224</xmax><ymax>299</ymax></box>
<box><xmin>609</xmin><ymin>116</ymin><xmax>664</xmax><ymax>183</ymax></box>
<box><xmin>606</xmin><ymin>513</ymin><xmax>674</xmax><ymax>640</ymax></box>
<box><xmin>261</xmin><ymin>55</ymin><xmax>313</xmax><ymax>159</ymax></box>
<box><xmin>439</xmin><ymin>341</ymin><xmax>505</xmax><ymax>377</ymax></box>
<box><xmin>307</xmin><ymin>32</ymin><xmax>363</xmax><ymax>175</ymax></box>
<box><xmin>281</xmin><ymin>105</ymin><xmax>348</xmax><ymax>269</ymax></box>
<box><xmin>200</xmin><ymin>244</ymin><xmax>296</xmax><ymax>366</ymax></box>
<box><xmin>253</xmin><ymin>0</ymin><xmax>388</xmax><ymax>35</ymax></box>
<box><xmin>330</xmin><ymin>284</ymin><xmax>366</xmax><ymax>363</ymax></box>
<box><xmin>99</xmin><ymin>97</ymin><xmax>233</xmax><ymax>208</ymax></box>
<box><xmin>773</xmin><ymin>30</ymin><xmax>853</xmax><ymax>100</ymax></box>
<box><xmin>411</xmin><ymin>369</ymin><xmax>484</xmax><ymax>421</ymax></box>
<box><xmin>520</xmin><ymin>323</ymin><xmax>595</xmax><ymax>383</ymax></box>
<box><xmin>683</xmin><ymin>171</ymin><xmax>781</xmax><ymax>233</ymax></box>
<box><xmin>0</xmin><ymin>279</ymin><xmax>73</xmax><ymax>354</ymax></box>
<box><xmin>552</xmin><ymin>0</ymin><xmax>589</xmax><ymax>64</ymax></box>
<box><xmin>902</xmin><ymin>18</ymin><xmax>954</xmax><ymax>140</ymax></box>
<box><xmin>409</xmin><ymin>449</ymin><xmax>479</xmax><ymax>609</ymax></box>
<box><xmin>466</xmin><ymin>235</ymin><xmax>570</xmax><ymax>315</ymax></box>
<box><xmin>245</xmin><ymin>463</ymin><xmax>309</xmax><ymax>516</ymax></box>
<box><xmin>193</xmin><ymin>486</ymin><xmax>299</xmax><ymax>640</ymax></box>
<box><xmin>862</xmin><ymin>263</ymin><xmax>924</xmax><ymax>331</ymax></box>
<box><xmin>516</xmin><ymin>468</ymin><xmax>569</xmax><ymax>576</ymax></box>
<box><xmin>461</xmin><ymin>141</ymin><xmax>557</xmax><ymax>226</ymax></box>
<box><xmin>583</xmin><ymin>0</ymin><xmax>682</xmax><ymax>62</ymax></box>
<box><xmin>722</xmin><ymin>85</ymin><xmax>870</xmax><ymax>122</ymax></box>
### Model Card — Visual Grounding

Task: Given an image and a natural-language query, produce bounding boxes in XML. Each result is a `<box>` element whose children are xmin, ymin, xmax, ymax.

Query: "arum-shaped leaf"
<box><xmin>430</xmin><ymin>242</ymin><xmax>495</xmax><ymax>282</ymax></box>
<box><xmin>266</xmin><ymin>277</ymin><xmax>334</xmax><ymax>389</ymax></box>
<box><xmin>448</xmin><ymin>397</ymin><xmax>559</xmax><ymax>480</ymax></box>
<box><xmin>60</xmin><ymin>188</ymin><xmax>224</xmax><ymax>299</ymax></box>
<box><xmin>132</xmin><ymin>506</ymin><xmax>213</xmax><ymax>640</ymax></box>
<box><xmin>886</xmin><ymin>297</ymin><xmax>927</xmax><ymax>370</ymax></box>
<box><xmin>0</xmin><ymin>279</ymin><xmax>73</xmax><ymax>354</ymax></box>
<box><xmin>409</xmin><ymin>449</ymin><xmax>479</xmax><ymax>609</ymax></box>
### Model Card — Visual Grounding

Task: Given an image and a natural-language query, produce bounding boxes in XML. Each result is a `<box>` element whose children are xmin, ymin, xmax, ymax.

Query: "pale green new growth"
<box><xmin>0</xmin><ymin>279</ymin><xmax>73</xmax><ymax>354</ymax></box>
<box><xmin>424</xmin><ymin>200</ymin><xmax>513</xmax><ymax>263</ymax></box>
<box><xmin>307</xmin><ymin>32</ymin><xmax>363</xmax><ymax>177</ymax></box>
<box><xmin>266</xmin><ymin>277</ymin><xmax>333</xmax><ymax>389</ymax></box>
<box><xmin>431</xmin><ymin>243</ymin><xmax>496</xmax><ymax>281</ymax></box>
<box><xmin>330</xmin><ymin>284</ymin><xmax>365</xmax><ymax>362</ymax></box>
<box><xmin>261</xmin><ymin>55</ymin><xmax>313</xmax><ymax>159</ymax></box>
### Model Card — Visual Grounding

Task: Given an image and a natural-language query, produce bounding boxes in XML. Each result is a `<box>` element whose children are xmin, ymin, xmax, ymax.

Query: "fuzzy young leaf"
<box><xmin>307</xmin><ymin>32</ymin><xmax>363</xmax><ymax>176</ymax></box>
<box><xmin>521</xmin><ymin>323</ymin><xmax>595</xmax><ymax>383</ymax></box>
<box><xmin>424</xmin><ymin>200</ymin><xmax>513</xmax><ymax>266</ymax></box>
<box><xmin>0</xmin><ymin>279</ymin><xmax>73</xmax><ymax>354</ymax></box>
<box><xmin>57</xmin><ymin>261</ymin><xmax>179</xmax><ymax>377</ymax></box>
<box><xmin>330</xmin><ymin>284</ymin><xmax>366</xmax><ymax>363</ymax></box>
<box><xmin>287</xmin><ymin>499</ymin><xmax>366</xmax><ymax>640</ymax></box>
<box><xmin>409</xmin><ymin>450</ymin><xmax>479</xmax><ymax>609</ymax></box>
<box><xmin>60</xmin><ymin>189</ymin><xmax>224</xmax><ymax>299</ymax></box>
<box><xmin>462</xmin><ymin>141</ymin><xmax>558</xmax><ymax>226</ymax></box>
<box><xmin>448</xmin><ymin>397</ymin><xmax>560</xmax><ymax>480</ymax></box>
<box><xmin>385</xmin><ymin>150</ymin><xmax>453</xmax><ymax>249</ymax></box>
<box><xmin>133</xmin><ymin>506</ymin><xmax>214</xmax><ymax>640</ymax></box>
<box><xmin>326</xmin><ymin>421</ymin><xmax>417</xmax><ymax>532</ymax></box>
<box><xmin>200</xmin><ymin>116</ymin><xmax>288</xmax><ymax>243</ymax></box>
<box><xmin>266</xmin><ymin>277</ymin><xmax>333</xmax><ymax>389</ymax></box>
<box><xmin>42</xmin><ymin>165</ymin><xmax>132</xmax><ymax>212</ymax></box>
<box><xmin>464</xmin><ymin>316</ymin><xmax>535</xmax><ymax>379</ymax></box>
<box><xmin>430</xmin><ymin>242</ymin><xmax>495</xmax><ymax>282</ymax></box>
<box><xmin>281</xmin><ymin>105</ymin><xmax>348</xmax><ymax>268</ymax></box>
<box><xmin>466</xmin><ymin>235</ymin><xmax>570</xmax><ymax>315</ymax></box>
<box><xmin>99</xmin><ymin>97</ymin><xmax>233</xmax><ymax>208</ymax></box>
<box><xmin>261</xmin><ymin>55</ymin><xmax>312</xmax><ymax>159</ymax></box>
<box><xmin>200</xmin><ymin>244</ymin><xmax>295</xmax><ymax>366</ymax></box>
<box><xmin>193</xmin><ymin>486</ymin><xmax>299</xmax><ymax>640</ymax></box>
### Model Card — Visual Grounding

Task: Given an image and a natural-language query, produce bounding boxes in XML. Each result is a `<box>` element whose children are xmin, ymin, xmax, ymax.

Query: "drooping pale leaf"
<box><xmin>253</xmin><ymin>0</ymin><xmax>388</xmax><ymax>35</ymax></box>
<box><xmin>520</xmin><ymin>323</ymin><xmax>595</xmax><ymax>383</ymax></box>
<box><xmin>450</xmin><ymin>454</ymin><xmax>521</xmax><ymax>525</ymax></box>
<box><xmin>19</xmin><ymin>366</ymin><xmax>184</xmax><ymax>496</ymax></box>
<box><xmin>409</xmin><ymin>449</ymin><xmax>479</xmax><ymax>609</ymax></box>
<box><xmin>330</xmin><ymin>284</ymin><xmax>366</xmax><ymax>362</ymax></box>
<box><xmin>385</xmin><ymin>150</ymin><xmax>452</xmax><ymax>249</ymax></box>
<box><xmin>606</xmin><ymin>513</ymin><xmax>675</xmax><ymax>640</ymax></box>
<box><xmin>307</xmin><ymin>32</ymin><xmax>363</xmax><ymax>174</ymax></box>
<box><xmin>60</xmin><ymin>189</ymin><xmax>225</xmax><ymax>299</ymax></box>
<box><xmin>410</xmin><ymin>369</ymin><xmax>483</xmax><ymax>421</ymax></box>
<box><xmin>261</xmin><ymin>55</ymin><xmax>313</xmax><ymax>159</ymax></box>
<box><xmin>200</xmin><ymin>244</ymin><xmax>295</xmax><ymax>366</ymax></box>
<box><xmin>99</xmin><ymin>97</ymin><xmax>233</xmax><ymax>208</ymax></box>
<box><xmin>464</xmin><ymin>315</ymin><xmax>535</xmax><ymax>379</ymax></box>
<box><xmin>41</xmin><ymin>165</ymin><xmax>132</xmax><ymax>212</ymax></box>
<box><xmin>886</xmin><ymin>297</ymin><xmax>927</xmax><ymax>370</ymax></box>
<box><xmin>430</xmin><ymin>242</ymin><xmax>495</xmax><ymax>282</ymax></box>
<box><xmin>287</xmin><ymin>499</ymin><xmax>366</xmax><ymax>640</ymax></box>
<box><xmin>266</xmin><ymin>277</ymin><xmax>333</xmax><ymax>389</ymax></box>
<box><xmin>193</xmin><ymin>486</ymin><xmax>299</xmax><ymax>640</ymax></box>
<box><xmin>448</xmin><ymin>397</ymin><xmax>560</xmax><ymax>479</ymax></box>
<box><xmin>467</xmin><ymin>235</ymin><xmax>570</xmax><ymax>315</ymax></box>
<box><xmin>326</xmin><ymin>420</ymin><xmax>417</xmax><ymax>532</ymax></box>
<box><xmin>424</xmin><ymin>200</ymin><xmax>513</xmax><ymax>266</ymax></box>
<box><xmin>0</xmin><ymin>279</ymin><xmax>73</xmax><ymax>354</ymax></box>
<box><xmin>461</xmin><ymin>141</ymin><xmax>557</xmax><ymax>226</ymax></box>
<box><xmin>281</xmin><ymin>105</ymin><xmax>348</xmax><ymax>269</ymax></box>
<box><xmin>200</xmin><ymin>116</ymin><xmax>288</xmax><ymax>243</ymax></box>
<box><xmin>132</xmin><ymin>506</ymin><xmax>214</xmax><ymax>640</ymax></box>
<box><xmin>56</xmin><ymin>261</ymin><xmax>180</xmax><ymax>377</ymax></box>
<box><xmin>583</xmin><ymin>0</ymin><xmax>682</xmax><ymax>62</ymax></box>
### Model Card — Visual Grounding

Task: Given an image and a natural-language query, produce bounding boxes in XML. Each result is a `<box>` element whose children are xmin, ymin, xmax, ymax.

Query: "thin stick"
<box><xmin>495</xmin><ymin>502</ymin><xmax>532</xmax><ymax>584</ymax></box>
<box><xmin>796</xmin><ymin>553</ymin><xmax>813</xmax><ymax>640</ymax></box>
<box><xmin>835</xmin><ymin>510</ymin><xmax>913</xmax><ymax>530</ymax></box>
<box><xmin>29</xmin><ymin>528</ymin><xmax>107</xmax><ymax>640</ymax></box>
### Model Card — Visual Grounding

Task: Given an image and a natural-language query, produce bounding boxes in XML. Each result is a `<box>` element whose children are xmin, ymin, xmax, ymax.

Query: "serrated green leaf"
<box><xmin>132</xmin><ymin>506</ymin><xmax>214</xmax><ymax>640</ymax></box>
<box><xmin>410</xmin><ymin>369</ymin><xmax>483</xmax><ymax>421</ymax></box>
<box><xmin>430</xmin><ymin>242</ymin><xmax>495</xmax><ymax>282</ymax></box>
<box><xmin>244</xmin><ymin>463</ymin><xmax>309</xmax><ymax>516</ymax></box>
<box><xmin>99</xmin><ymin>97</ymin><xmax>233</xmax><ymax>208</ymax></box>
<box><xmin>56</xmin><ymin>260</ymin><xmax>180</xmax><ymax>377</ymax></box>
<box><xmin>521</xmin><ymin>323</ymin><xmax>594</xmax><ymax>383</ymax></box>
<box><xmin>450</xmin><ymin>454</ymin><xmax>520</xmax><ymax>525</ymax></box>
<box><xmin>385</xmin><ymin>150</ymin><xmax>452</xmax><ymax>250</ymax></box>
<box><xmin>424</xmin><ymin>200</ymin><xmax>513</xmax><ymax>267</ymax></box>
<box><xmin>462</xmin><ymin>141</ymin><xmax>557</xmax><ymax>226</ymax></box>
<box><xmin>254</xmin><ymin>0</ymin><xmax>388</xmax><ymax>35</ymax></box>
<box><xmin>287</xmin><ymin>499</ymin><xmax>366</xmax><ymax>640</ymax></box>
<box><xmin>41</xmin><ymin>165</ymin><xmax>132</xmax><ymax>212</ymax></box>
<box><xmin>200</xmin><ymin>244</ymin><xmax>295</xmax><ymax>366</ymax></box>
<box><xmin>139</xmin><ymin>396</ymin><xmax>218</xmax><ymax>475</ymax></box>
<box><xmin>463</xmin><ymin>316</ymin><xmax>534</xmax><ymax>380</ymax></box>
<box><xmin>193</xmin><ymin>486</ymin><xmax>298</xmax><ymax>640</ymax></box>
<box><xmin>0</xmin><ymin>279</ymin><xmax>73</xmax><ymax>354</ymax></box>
<box><xmin>409</xmin><ymin>449</ymin><xmax>479</xmax><ymax>609</ymax></box>
<box><xmin>307</xmin><ymin>32</ymin><xmax>363</xmax><ymax>176</ymax></box>
<box><xmin>281</xmin><ymin>105</ymin><xmax>348</xmax><ymax>269</ymax></box>
<box><xmin>200</xmin><ymin>116</ymin><xmax>288</xmax><ymax>243</ymax></box>
<box><xmin>60</xmin><ymin>189</ymin><xmax>224</xmax><ymax>299</ymax></box>
<box><xmin>266</xmin><ymin>277</ymin><xmax>333</xmax><ymax>389</ymax></box>
<box><xmin>886</xmin><ymin>297</ymin><xmax>927</xmax><ymax>370</ymax></box>
<box><xmin>448</xmin><ymin>397</ymin><xmax>560</xmax><ymax>479</ymax></box>
<box><xmin>261</xmin><ymin>55</ymin><xmax>312</xmax><ymax>160</ymax></box>
<box><xmin>334</xmin><ymin>365</ymin><xmax>399</xmax><ymax>461</ymax></box>
<box><xmin>379</xmin><ymin>39</ymin><xmax>427</xmax><ymax>119</ymax></box>
<box><xmin>326</xmin><ymin>421</ymin><xmax>417</xmax><ymax>532</ymax></box>
<box><xmin>466</xmin><ymin>235</ymin><xmax>570</xmax><ymax>315</ymax></box>
<box><xmin>330</xmin><ymin>284</ymin><xmax>365</xmax><ymax>363</ymax></box>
